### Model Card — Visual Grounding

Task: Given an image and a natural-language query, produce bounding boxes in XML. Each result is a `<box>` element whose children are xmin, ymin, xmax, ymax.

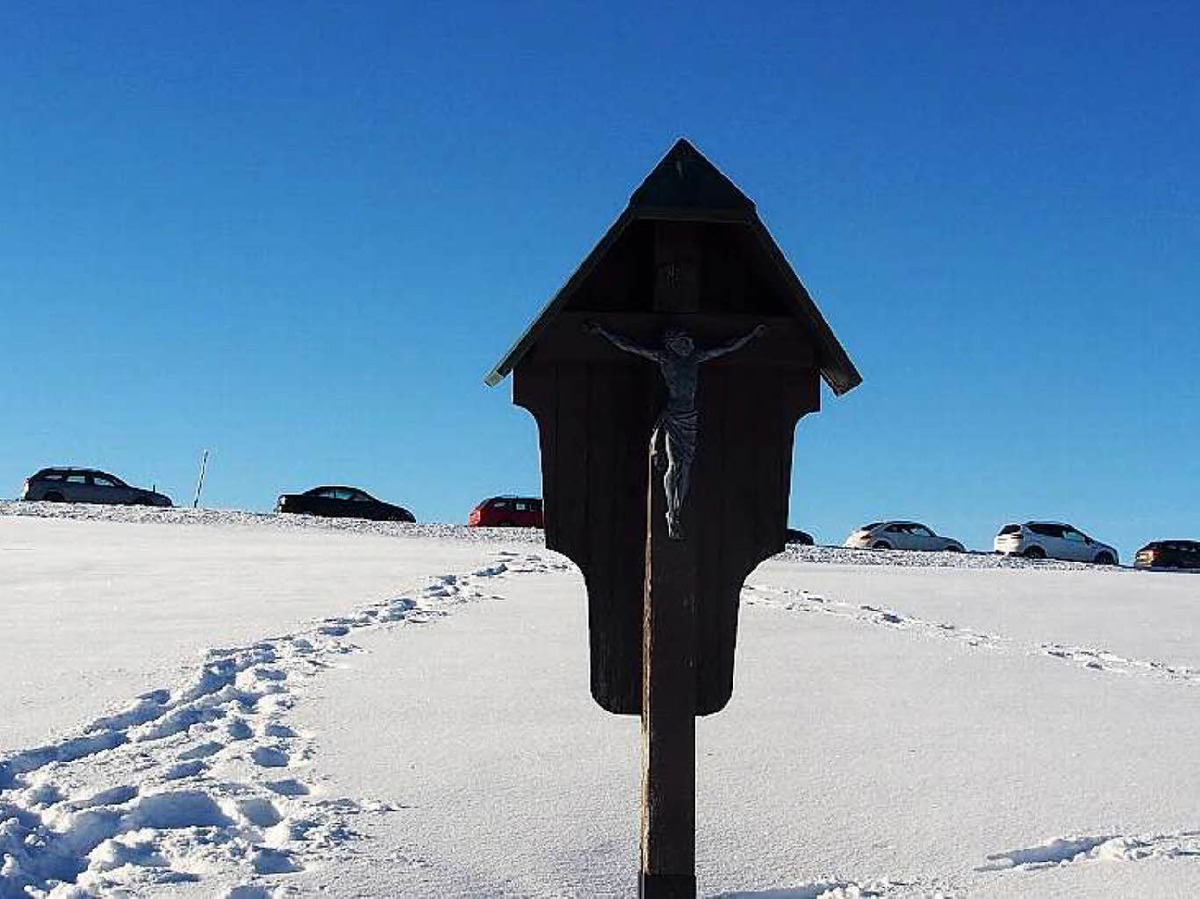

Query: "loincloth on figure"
<box><xmin>654</xmin><ymin>408</ymin><xmax>698</xmax><ymax>466</ymax></box>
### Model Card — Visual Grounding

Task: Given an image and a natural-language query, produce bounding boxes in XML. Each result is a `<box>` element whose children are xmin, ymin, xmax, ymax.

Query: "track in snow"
<box><xmin>0</xmin><ymin>551</ymin><xmax>567</xmax><ymax>898</ymax></box>
<box><xmin>742</xmin><ymin>583</ymin><xmax>1200</xmax><ymax>686</ymax></box>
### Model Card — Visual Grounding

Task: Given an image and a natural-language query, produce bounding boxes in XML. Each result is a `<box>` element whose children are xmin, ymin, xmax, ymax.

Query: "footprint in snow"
<box><xmin>225</xmin><ymin>886</ymin><xmax>277</xmax><ymax>899</ymax></box>
<box><xmin>178</xmin><ymin>740</ymin><xmax>224</xmax><ymax>760</ymax></box>
<box><xmin>70</xmin><ymin>784</ymin><xmax>140</xmax><ymax>809</ymax></box>
<box><xmin>472</xmin><ymin>563</ymin><xmax>508</xmax><ymax>578</ymax></box>
<box><xmin>226</xmin><ymin>718</ymin><xmax>254</xmax><ymax>741</ymax></box>
<box><xmin>265</xmin><ymin>778</ymin><xmax>310</xmax><ymax>797</ymax></box>
<box><xmin>250</xmin><ymin>746</ymin><xmax>290</xmax><ymax>768</ymax></box>
<box><xmin>253</xmin><ymin>846</ymin><xmax>302</xmax><ymax>874</ymax></box>
<box><xmin>235</xmin><ymin>796</ymin><xmax>282</xmax><ymax>827</ymax></box>
<box><xmin>162</xmin><ymin>760</ymin><xmax>207</xmax><ymax>780</ymax></box>
<box><xmin>980</xmin><ymin>830</ymin><xmax>1200</xmax><ymax>871</ymax></box>
<box><xmin>866</xmin><ymin>608</ymin><xmax>907</xmax><ymax>626</ymax></box>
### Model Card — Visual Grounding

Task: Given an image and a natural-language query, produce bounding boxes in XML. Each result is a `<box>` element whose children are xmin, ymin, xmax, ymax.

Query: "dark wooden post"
<box><xmin>640</xmin><ymin>218</ymin><xmax>701</xmax><ymax>895</ymax></box>
<box><xmin>640</xmin><ymin>451</ymin><xmax>697</xmax><ymax>897</ymax></box>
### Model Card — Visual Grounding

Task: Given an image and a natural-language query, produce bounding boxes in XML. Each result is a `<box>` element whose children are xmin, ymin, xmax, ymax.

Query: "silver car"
<box><xmin>994</xmin><ymin>522</ymin><xmax>1118</xmax><ymax>564</ymax></box>
<box><xmin>21</xmin><ymin>467</ymin><xmax>172</xmax><ymax>507</ymax></box>
<box><xmin>844</xmin><ymin>520</ymin><xmax>965</xmax><ymax>552</ymax></box>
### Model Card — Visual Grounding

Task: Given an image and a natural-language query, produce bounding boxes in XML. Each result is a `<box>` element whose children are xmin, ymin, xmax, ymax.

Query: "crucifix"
<box><xmin>585</xmin><ymin>321</ymin><xmax>765</xmax><ymax>539</ymax></box>
<box><xmin>486</xmin><ymin>137</ymin><xmax>861</xmax><ymax>897</ymax></box>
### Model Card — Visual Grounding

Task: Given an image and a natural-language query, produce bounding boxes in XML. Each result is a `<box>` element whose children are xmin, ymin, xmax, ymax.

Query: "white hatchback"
<box><xmin>843</xmin><ymin>521</ymin><xmax>965</xmax><ymax>552</ymax></box>
<box><xmin>994</xmin><ymin>522</ymin><xmax>1119</xmax><ymax>564</ymax></box>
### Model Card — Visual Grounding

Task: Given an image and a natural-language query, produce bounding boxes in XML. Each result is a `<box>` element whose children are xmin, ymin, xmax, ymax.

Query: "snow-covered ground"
<box><xmin>1</xmin><ymin>503</ymin><xmax>1197</xmax><ymax>897</ymax></box>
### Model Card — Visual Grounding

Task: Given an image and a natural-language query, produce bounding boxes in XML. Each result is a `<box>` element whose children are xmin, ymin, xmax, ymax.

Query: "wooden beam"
<box><xmin>640</xmin><ymin>214</ymin><xmax>700</xmax><ymax>897</ymax></box>
<box><xmin>639</xmin><ymin>453</ymin><xmax>697</xmax><ymax>898</ymax></box>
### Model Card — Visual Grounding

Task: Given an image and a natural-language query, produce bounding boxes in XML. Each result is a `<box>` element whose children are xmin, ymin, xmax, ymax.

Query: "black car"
<box><xmin>21</xmin><ymin>467</ymin><xmax>172</xmax><ymax>507</ymax></box>
<box><xmin>785</xmin><ymin>528</ymin><xmax>815</xmax><ymax>546</ymax></box>
<box><xmin>1134</xmin><ymin>540</ymin><xmax>1200</xmax><ymax>570</ymax></box>
<box><xmin>275</xmin><ymin>486</ymin><xmax>415</xmax><ymax>522</ymax></box>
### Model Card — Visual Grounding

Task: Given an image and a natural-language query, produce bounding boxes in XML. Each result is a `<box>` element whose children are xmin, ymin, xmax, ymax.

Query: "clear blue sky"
<box><xmin>2</xmin><ymin>1</ymin><xmax>1196</xmax><ymax>555</ymax></box>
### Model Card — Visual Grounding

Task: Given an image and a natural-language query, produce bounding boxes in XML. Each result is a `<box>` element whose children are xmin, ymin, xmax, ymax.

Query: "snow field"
<box><xmin>295</xmin><ymin>559</ymin><xmax>1200</xmax><ymax>897</ymax></box>
<box><xmin>1</xmin><ymin>505</ymin><xmax>1198</xmax><ymax>897</ymax></box>
<box><xmin>1</xmin><ymin>525</ymin><xmax>547</xmax><ymax>896</ymax></box>
<box><xmin>0</xmin><ymin>509</ymin><xmax>525</xmax><ymax>753</ymax></box>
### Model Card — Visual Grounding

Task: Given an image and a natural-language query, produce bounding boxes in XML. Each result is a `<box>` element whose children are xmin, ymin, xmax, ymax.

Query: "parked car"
<box><xmin>275</xmin><ymin>486</ymin><xmax>414</xmax><ymax>522</ymax></box>
<box><xmin>994</xmin><ymin>522</ymin><xmax>1118</xmax><ymax>564</ymax></box>
<box><xmin>844</xmin><ymin>521</ymin><xmax>965</xmax><ymax>552</ymax></box>
<box><xmin>21</xmin><ymin>467</ymin><xmax>172</xmax><ymax>507</ymax></box>
<box><xmin>785</xmin><ymin>528</ymin><xmax>815</xmax><ymax>545</ymax></box>
<box><xmin>468</xmin><ymin>496</ymin><xmax>543</xmax><ymax>528</ymax></box>
<box><xmin>1133</xmin><ymin>540</ymin><xmax>1200</xmax><ymax>571</ymax></box>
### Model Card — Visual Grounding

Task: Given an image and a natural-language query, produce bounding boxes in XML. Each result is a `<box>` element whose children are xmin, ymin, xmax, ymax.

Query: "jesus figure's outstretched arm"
<box><xmin>696</xmin><ymin>324</ymin><xmax>767</xmax><ymax>362</ymax></box>
<box><xmin>584</xmin><ymin>321</ymin><xmax>663</xmax><ymax>362</ymax></box>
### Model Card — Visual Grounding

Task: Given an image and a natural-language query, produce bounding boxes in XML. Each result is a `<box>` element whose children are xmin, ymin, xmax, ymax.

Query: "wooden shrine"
<box><xmin>486</xmin><ymin>138</ymin><xmax>861</xmax><ymax>896</ymax></box>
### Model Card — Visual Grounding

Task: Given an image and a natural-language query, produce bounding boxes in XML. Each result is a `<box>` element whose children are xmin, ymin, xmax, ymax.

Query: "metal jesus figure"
<box><xmin>586</xmin><ymin>321</ymin><xmax>766</xmax><ymax>539</ymax></box>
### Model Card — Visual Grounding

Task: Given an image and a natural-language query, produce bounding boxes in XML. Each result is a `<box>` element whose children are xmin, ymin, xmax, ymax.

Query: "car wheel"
<box><xmin>872</xmin><ymin>541</ymin><xmax>892</xmax><ymax>550</ymax></box>
<box><xmin>44</xmin><ymin>492</ymin><xmax>65</xmax><ymax>502</ymax></box>
<box><xmin>1023</xmin><ymin>545</ymin><xmax>1046</xmax><ymax>560</ymax></box>
<box><xmin>1094</xmin><ymin>551</ymin><xmax>1116</xmax><ymax>566</ymax></box>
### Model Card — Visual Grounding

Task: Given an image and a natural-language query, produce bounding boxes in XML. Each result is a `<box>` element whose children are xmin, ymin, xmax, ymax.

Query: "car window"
<box><xmin>92</xmin><ymin>475</ymin><xmax>119</xmax><ymax>488</ymax></box>
<box><xmin>41</xmin><ymin>472</ymin><xmax>65</xmax><ymax>481</ymax></box>
<box><xmin>515</xmin><ymin>501</ymin><xmax>528</xmax><ymax>511</ymax></box>
<box><xmin>66</xmin><ymin>474</ymin><xmax>88</xmax><ymax>485</ymax></box>
<box><xmin>1062</xmin><ymin>528</ymin><xmax>1087</xmax><ymax>543</ymax></box>
<box><xmin>909</xmin><ymin>525</ymin><xmax>934</xmax><ymax>537</ymax></box>
<box><xmin>998</xmin><ymin>524</ymin><xmax>1021</xmax><ymax>535</ymax></box>
<box><xmin>1029</xmin><ymin>523</ymin><xmax>1060</xmax><ymax>537</ymax></box>
<box><xmin>351</xmin><ymin>491</ymin><xmax>372</xmax><ymax>502</ymax></box>
<box><xmin>885</xmin><ymin>524</ymin><xmax>904</xmax><ymax>533</ymax></box>
<box><xmin>491</xmin><ymin>499</ymin><xmax>511</xmax><ymax>510</ymax></box>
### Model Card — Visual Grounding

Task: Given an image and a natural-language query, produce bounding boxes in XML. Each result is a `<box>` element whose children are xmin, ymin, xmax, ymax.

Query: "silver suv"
<box><xmin>994</xmin><ymin>521</ymin><xmax>1118</xmax><ymax>564</ymax></box>
<box><xmin>21</xmin><ymin>467</ymin><xmax>172</xmax><ymax>507</ymax></box>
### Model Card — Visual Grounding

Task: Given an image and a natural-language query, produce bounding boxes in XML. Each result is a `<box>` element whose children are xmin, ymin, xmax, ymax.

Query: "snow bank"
<box><xmin>0</xmin><ymin>500</ymin><xmax>545</xmax><ymax>546</ymax></box>
<box><xmin>1</xmin><ymin>500</ymin><xmax>1130</xmax><ymax>571</ymax></box>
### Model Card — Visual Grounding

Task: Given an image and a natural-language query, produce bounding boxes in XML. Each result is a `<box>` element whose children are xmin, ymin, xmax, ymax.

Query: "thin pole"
<box><xmin>639</xmin><ymin>453</ymin><xmax>697</xmax><ymax>898</ymax></box>
<box><xmin>192</xmin><ymin>449</ymin><xmax>209</xmax><ymax>509</ymax></box>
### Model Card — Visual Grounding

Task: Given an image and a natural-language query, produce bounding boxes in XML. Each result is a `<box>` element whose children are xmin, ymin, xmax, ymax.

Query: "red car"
<box><xmin>468</xmin><ymin>496</ymin><xmax>543</xmax><ymax>528</ymax></box>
